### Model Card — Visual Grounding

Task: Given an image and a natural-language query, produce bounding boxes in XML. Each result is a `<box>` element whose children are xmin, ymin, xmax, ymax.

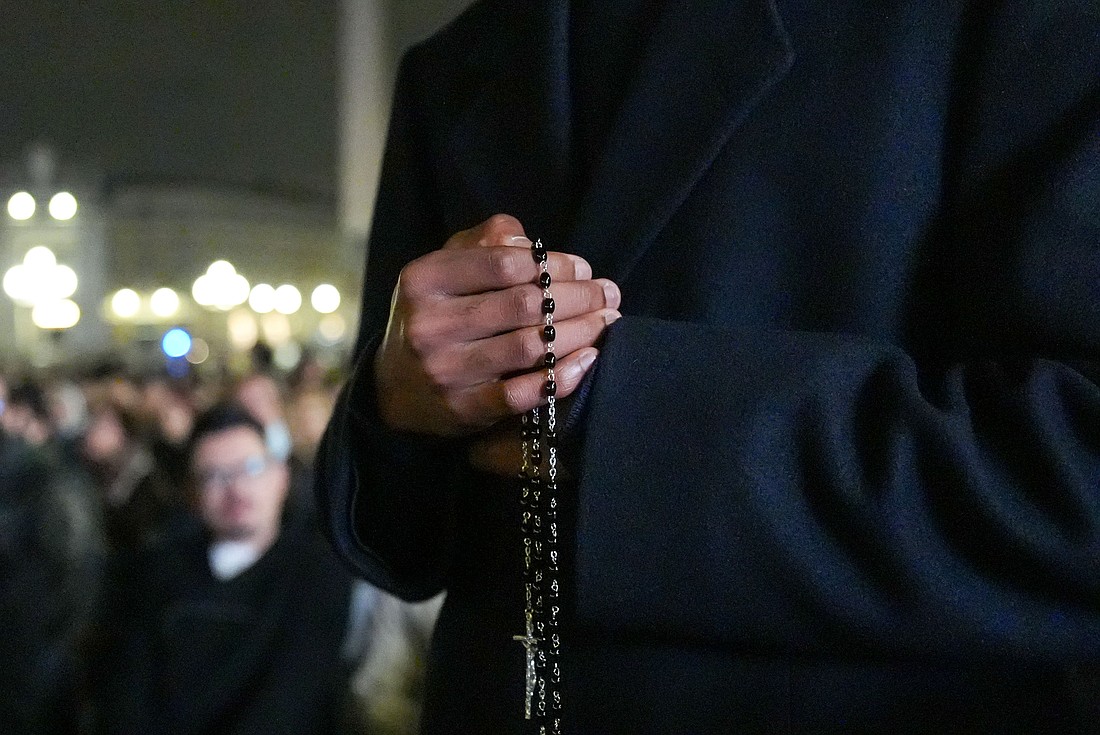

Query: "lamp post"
<box><xmin>2</xmin><ymin>146</ymin><xmax>110</xmax><ymax>364</ymax></box>
<box><xmin>2</xmin><ymin>245</ymin><xmax>81</xmax><ymax>363</ymax></box>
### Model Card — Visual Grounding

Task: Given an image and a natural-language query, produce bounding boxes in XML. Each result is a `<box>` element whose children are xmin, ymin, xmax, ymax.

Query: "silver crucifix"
<box><xmin>512</xmin><ymin>619</ymin><xmax>539</xmax><ymax>720</ymax></box>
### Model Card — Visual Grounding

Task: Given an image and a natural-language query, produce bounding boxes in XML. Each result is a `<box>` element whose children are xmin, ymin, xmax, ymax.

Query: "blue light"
<box><xmin>162</xmin><ymin>328</ymin><xmax>192</xmax><ymax>358</ymax></box>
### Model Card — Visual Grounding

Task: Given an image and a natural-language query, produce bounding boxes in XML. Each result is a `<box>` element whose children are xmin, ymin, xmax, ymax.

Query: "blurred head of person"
<box><xmin>81</xmin><ymin>402</ymin><xmax>135</xmax><ymax>471</ymax></box>
<box><xmin>1</xmin><ymin>382</ymin><xmax>53</xmax><ymax>447</ymax></box>
<box><xmin>287</xmin><ymin>388</ymin><xmax>335</xmax><ymax>464</ymax></box>
<box><xmin>288</xmin><ymin>349</ymin><xmax>327</xmax><ymax>394</ymax></box>
<box><xmin>48</xmin><ymin>379</ymin><xmax>89</xmax><ymax>441</ymax></box>
<box><xmin>233</xmin><ymin>373</ymin><xmax>292</xmax><ymax>460</ymax></box>
<box><xmin>188</xmin><ymin>404</ymin><xmax>289</xmax><ymax>556</ymax></box>
<box><xmin>138</xmin><ymin>375</ymin><xmax>195</xmax><ymax>448</ymax></box>
<box><xmin>82</xmin><ymin>362</ymin><xmax>142</xmax><ymax>417</ymax></box>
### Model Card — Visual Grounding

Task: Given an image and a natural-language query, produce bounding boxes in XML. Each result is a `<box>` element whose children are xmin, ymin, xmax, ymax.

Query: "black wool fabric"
<box><xmin>102</xmin><ymin>518</ymin><xmax>352</xmax><ymax>735</ymax></box>
<box><xmin>316</xmin><ymin>0</ymin><xmax>1100</xmax><ymax>732</ymax></box>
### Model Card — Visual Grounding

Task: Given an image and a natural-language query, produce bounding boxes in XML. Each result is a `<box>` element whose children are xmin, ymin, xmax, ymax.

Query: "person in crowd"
<box><xmin>278</xmin><ymin>364</ymin><xmax>445</xmax><ymax>735</ymax></box>
<box><xmin>288</xmin><ymin>386</ymin><xmax>335</xmax><ymax>466</ymax></box>
<box><xmin>234</xmin><ymin>371</ymin><xmax>293</xmax><ymax>460</ymax></box>
<box><xmin>1</xmin><ymin>419</ymin><xmax>104</xmax><ymax>735</ymax></box>
<box><xmin>288</xmin><ymin>349</ymin><xmax>332</xmax><ymax>397</ymax></box>
<box><xmin>134</xmin><ymin>373</ymin><xmax>197</xmax><ymax>501</ymax></box>
<box><xmin>1</xmin><ymin>381</ymin><xmax>54</xmax><ymax>447</ymax></box>
<box><xmin>80</xmin><ymin>400</ymin><xmax>187</xmax><ymax>554</ymax></box>
<box><xmin>136</xmin><ymin>375</ymin><xmax>195</xmax><ymax>448</ymax></box>
<box><xmin>344</xmin><ymin>591</ymin><xmax>443</xmax><ymax>735</ymax></box>
<box><xmin>79</xmin><ymin>364</ymin><xmax>143</xmax><ymax>423</ymax></box>
<box><xmin>47</xmin><ymin>378</ymin><xmax>91</xmax><ymax>458</ymax></box>
<box><xmin>315</xmin><ymin>1</ymin><xmax>1100</xmax><ymax>733</ymax></box>
<box><xmin>99</xmin><ymin>403</ymin><xmax>354</xmax><ymax>735</ymax></box>
<box><xmin>233</xmin><ymin>370</ymin><xmax>322</xmax><ymax>520</ymax></box>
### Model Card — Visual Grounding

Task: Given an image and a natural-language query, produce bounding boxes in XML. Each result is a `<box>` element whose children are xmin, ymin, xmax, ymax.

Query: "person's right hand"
<box><xmin>374</xmin><ymin>214</ymin><xmax>621</xmax><ymax>438</ymax></box>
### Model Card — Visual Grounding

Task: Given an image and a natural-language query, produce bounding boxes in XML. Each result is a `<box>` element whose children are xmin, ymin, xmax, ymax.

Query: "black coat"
<box><xmin>103</xmin><ymin>519</ymin><xmax>352</xmax><ymax>735</ymax></box>
<box><xmin>317</xmin><ymin>0</ymin><xmax>1100</xmax><ymax>732</ymax></box>
<box><xmin>0</xmin><ymin>436</ymin><xmax>102</xmax><ymax>735</ymax></box>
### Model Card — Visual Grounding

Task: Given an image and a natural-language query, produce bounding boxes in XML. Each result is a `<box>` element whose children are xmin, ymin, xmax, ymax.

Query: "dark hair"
<box><xmin>250</xmin><ymin>342</ymin><xmax>274</xmax><ymax>373</ymax></box>
<box><xmin>186</xmin><ymin>403</ymin><xmax>265</xmax><ymax>461</ymax></box>
<box><xmin>8</xmin><ymin>383</ymin><xmax>51</xmax><ymax>422</ymax></box>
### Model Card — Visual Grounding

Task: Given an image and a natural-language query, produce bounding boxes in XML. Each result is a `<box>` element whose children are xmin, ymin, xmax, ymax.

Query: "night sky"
<box><xmin>0</xmin><ymin>1</ymin><xmax>340</xmax><ymax>205</ymax></box>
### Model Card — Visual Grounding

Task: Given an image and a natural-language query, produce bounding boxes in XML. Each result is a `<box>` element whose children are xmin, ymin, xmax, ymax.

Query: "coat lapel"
<box><xmin>443</xmin><ymin>0</ymin><xmax>576</xmax><ymax>246</ymax></box>
<box><xmin>442</xmin><ymin>0</ymin><xmax>793</xmax><ymax>272</ymax></box>
<box><xmin>568</xmin><ymin>0</ymin><xmax>795</xmax><ymax>283</ymax></box>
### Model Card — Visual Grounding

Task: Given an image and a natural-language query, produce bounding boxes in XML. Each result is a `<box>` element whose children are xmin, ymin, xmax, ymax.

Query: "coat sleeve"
<box><xmin>573</xmin><ymin>319</ymin><xmax>1100</xmax><ymax>666</ymax></box>
<box><xmin>315</xmin><ymin>47</ymin><xmax>466</xmax><ymax>602</ymax></box>
<box><xmin>571</xmin><ymin>12</ymin><xmax>1100</xmax><ymax>666</ymax></box>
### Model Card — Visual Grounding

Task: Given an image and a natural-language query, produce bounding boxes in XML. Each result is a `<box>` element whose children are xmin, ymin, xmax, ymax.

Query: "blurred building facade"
<box><xmin>2</xmin><ymin>156</ymin><xmax>349</xmax><ymax>377</ymax></box>
<box><xmin>104</xmin><ymin>182</ymin><xmax>350</xmax><ymax>375</ymax></box>
<box><xmin>1</xmin><ymin>147</ymin><xmax>110</xmax><ymax>368</ymax></box>
<box><xmin>1</xmin><ymin>1</ymin><xmax>474</xmax><ymax>378</ymax></box>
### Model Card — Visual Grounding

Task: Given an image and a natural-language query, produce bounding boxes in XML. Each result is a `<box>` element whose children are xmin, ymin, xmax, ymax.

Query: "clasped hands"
<box><xmin>374</xmin><ymin>214</ymin><xmax>622</xmax><ymax>476</ymax></box>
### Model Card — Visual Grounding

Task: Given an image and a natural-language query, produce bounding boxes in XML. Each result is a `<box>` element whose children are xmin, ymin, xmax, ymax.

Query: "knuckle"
<box><xmin>482</xmin><ymin>213</ymin><xmax>522</xmax><ymax>243</ymax></box>
<box><xmin>509</xmin><ymin>284</ymin><xmax>541</xmax><ymax>321</ymax></box>
<box><xmin>486</xmin><ymin>247</ymin><xmax>521</xmax><ymax>283</ymax></box>
<box><xmin>403</xmin><ymin>314</ymin><xmax>435</xmax><ymax>355</ymax></box>
<box><xmin>513</xmin><ymin>328</ymin><xmax>544</xmax><ymax>367</ymax></box>
<box><xmin>419</xmin><ymin>353</ymin><xmax>452</xmax><ymax>390</ymax></box>
<box><xmin>499</xmin><ymin>380</ymin><xmax>530</xmax><ymax>414</ymax></box>
<box><xmin>397</xmin><ymin>260</ymin><xmax>430</xmax><ymax>298</ymax></box>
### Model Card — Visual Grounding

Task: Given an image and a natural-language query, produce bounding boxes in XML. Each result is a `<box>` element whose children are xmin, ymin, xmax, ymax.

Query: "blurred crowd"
<box><xmin>0</xmin><ymin>345</ymin><xmax>440</xmax><ymax>735</ymax></box>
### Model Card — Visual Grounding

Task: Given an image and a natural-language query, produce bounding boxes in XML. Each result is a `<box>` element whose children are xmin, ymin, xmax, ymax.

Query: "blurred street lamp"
<box><xmin>261</xmin><ymin>311</ymin><xmax>292</xmax><ymax>344</ymax></box>
<box><xmin>48</xmin><ymin>192</ymin><xmax>78</xmax><ymax>221</ymax></box>
<box><xmin>32</xmin><ymin>299</ymin><xmax>81</xmax><ymax>329</ymax></box>
<box><xmin>193</xmin><ymin>260</ymin><xmax>249</xmax><ymax>311</ymax></box>
<box><xmin>150</xmin><ymin>287</ymin><xmax>181</xmax><ymax>318</ymax></box>
<box><xmin>6</xmin><ymin>192</ymin><xmax>35</xmax><ymax>220</ymax></box>
<box><xmin>4</xmin><ymin>246</ymin><xmax>82</xmax><ymax>334</ymax></box>
<box><xmin>248</xmin><ymin>283</ymin><xmax>276</xmax><ymax>313</ymax></box>
<box><xmin>186</xmin><ymin>337</ymin><xmax>210</xmax><ymax>365</ymax></box>
<box><xmin>310</xmin><ymin>284</ymin><xmax>341</xmax><ymax>314</ymax></box>
<box><xmin>3</xmin><ymin>246</ymin><xmax>79</xmax><ymax>306</ymax></box>
<box><xmin>273</xmin><ymin>341</ymin><xmax>302</xmax><ymax>371</ymax></box>
<box><xmin>110</xmin><ymin>288</ymin><xmax>141</xmax><ymax>319</ymax></box>
<box><xmin>273</xmin><ymin>284</ymin><xmax>301</xmax><ymax>315</ymax></box>
<box><xmin>161</xmin><ymin>328</ymin><xmax>192</xmax><ymax>358</ymax></box>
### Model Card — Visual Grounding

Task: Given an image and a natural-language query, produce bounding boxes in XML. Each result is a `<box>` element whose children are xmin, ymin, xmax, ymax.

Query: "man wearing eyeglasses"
<box><xmin>193</xmin><ymin>412</ymin><xmax>288</xmax><ymax>574</ymax></box>
<box><xmin>98</xmin><ymin>404</ymin><xmax>353</xmax><ymax>735</ymax></box>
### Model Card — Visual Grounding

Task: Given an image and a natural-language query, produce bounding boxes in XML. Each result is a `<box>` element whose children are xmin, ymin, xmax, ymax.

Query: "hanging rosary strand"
<box><xmin>514</xmin><ymin>238</ymin><xmax>563</xmax><ymax>735</ymax></box>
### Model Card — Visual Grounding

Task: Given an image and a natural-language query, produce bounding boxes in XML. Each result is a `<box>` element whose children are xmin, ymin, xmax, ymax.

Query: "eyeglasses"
<box><xmin>195</xmin><ymin>455</ymin><xmax>274</xmax><ymax>490</ymax></box>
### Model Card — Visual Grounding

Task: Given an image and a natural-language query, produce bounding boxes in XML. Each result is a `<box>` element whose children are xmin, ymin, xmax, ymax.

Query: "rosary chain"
<box><xmin>517</xmin><ymin>238</ymin><xmax>563</xmax><ymax>735</ymax></box>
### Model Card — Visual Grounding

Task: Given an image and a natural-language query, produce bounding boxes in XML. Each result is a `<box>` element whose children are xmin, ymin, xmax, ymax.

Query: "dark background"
<box><xmin>0</xmin><ymin>1</ymin><xmax>340</xmax><ymax>202</ymax></box>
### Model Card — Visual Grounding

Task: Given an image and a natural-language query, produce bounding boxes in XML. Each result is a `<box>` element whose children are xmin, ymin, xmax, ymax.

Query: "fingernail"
<box><xmin>573</xmin><ymin>257</ymin><xmax>593</xmax><ymax>280</ymax></box>
<box><xmin>603</xmin><ymin>309</ymin><xmax>622</xmax><ymax>325</ymax></box>
<box><xmin>580</xmin><ymin>349</ymin><xmax>597</xmax><ymax>372</ymax></box>
<box><xmin>602</xmin><ymin>280</ymin><xmax>621</xmax><ymax>308</ymax></box>
<box><xmin>563</xmin><ymin>350</ymin><xmax>597</xmax><ymax>384</ymax></box>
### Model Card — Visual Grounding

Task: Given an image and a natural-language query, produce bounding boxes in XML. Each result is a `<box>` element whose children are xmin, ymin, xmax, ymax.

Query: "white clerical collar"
<box><xmin>208</xmin><ymin>540</ymin><xmax>262</xmax><ymax>581</ymax></box>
